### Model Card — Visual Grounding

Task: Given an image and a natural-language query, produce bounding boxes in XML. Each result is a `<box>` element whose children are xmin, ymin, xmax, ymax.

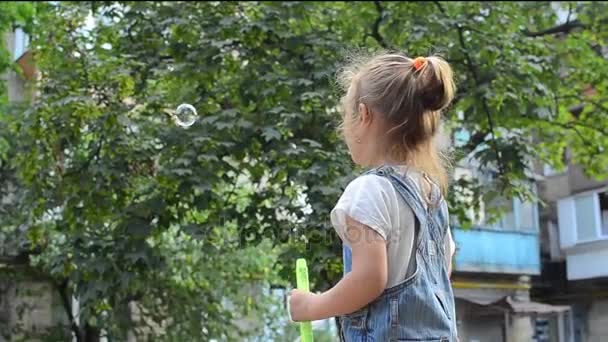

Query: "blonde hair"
<box><xmin>338</xmin><ymin>52</ymin><xmax>455</xmax><ymax>194</ymax></box>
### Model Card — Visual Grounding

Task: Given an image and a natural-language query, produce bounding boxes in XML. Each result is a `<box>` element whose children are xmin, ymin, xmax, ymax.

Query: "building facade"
<box><xmin>451</xmin><ymin>163</ymin><xmax>571</xmax><ymax>342</ymax></box>
<box><xmin>1</xmin><ymin>28</ymin><xmax>69</xmax><ymax>341</ymax></box>
<box><xmin>537</xmin><ymin>161</ymin><xmax>608</xmax><ymax>342</ymax></box>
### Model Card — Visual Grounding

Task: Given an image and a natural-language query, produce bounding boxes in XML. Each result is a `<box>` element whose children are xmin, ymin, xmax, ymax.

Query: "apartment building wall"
<box><xmin>537</xmin><ymin>157</ymin><xmax>608</xmax><ymax>342</ymax></box>
<box><xmin>587</xmin><ymin>299</ymin><xmax>608</xmax><ymax>342</ymax></box>
<box><xmin>568</xmin><ymin>165</ymin><xmax>607</xmax><ymax>195</ymax></box>
<box><xmin>3</xmin><ymin>31</ymin><xmax>28</xmax><ymax>104</ymax></box>
<box><xmin>456</xmin><ymin>298</ymin><xmax>505</xmax><ymax>342</ymax></box>
<box><xmin>1</xmin><ymin>30</ymin><xmax>70</xmax><ymax>341</ymax></box>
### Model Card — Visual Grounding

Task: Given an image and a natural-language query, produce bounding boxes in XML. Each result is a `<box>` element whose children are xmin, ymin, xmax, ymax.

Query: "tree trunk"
<box><xmin>55</xmin><ymin>280</ymin><xmax>83</xmax><ymax>342</ymax></box>
<box><xmin>84</xmin><ymin>324</ymin><xmax>101</xmax><ymax>342</ymax></box>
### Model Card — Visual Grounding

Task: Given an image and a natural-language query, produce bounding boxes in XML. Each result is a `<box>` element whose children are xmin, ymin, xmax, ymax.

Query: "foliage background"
<box><xmin>1</xmin><ymin>1</ymin><xmax>607</xmax><ymax>340</ymax></box>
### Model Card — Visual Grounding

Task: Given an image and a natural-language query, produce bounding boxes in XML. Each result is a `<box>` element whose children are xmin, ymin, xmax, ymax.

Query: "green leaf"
<box><xmin>261</xmin><ymin>127</ymin><xmax>281</xmax><ymax>141</ymax></box>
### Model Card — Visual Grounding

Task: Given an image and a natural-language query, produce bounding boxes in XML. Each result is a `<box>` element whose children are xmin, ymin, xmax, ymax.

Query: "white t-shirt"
<box><xmin>331</xmin><ymin>167</ymin><xmax>456</xmax><ymax>288</ymax></box>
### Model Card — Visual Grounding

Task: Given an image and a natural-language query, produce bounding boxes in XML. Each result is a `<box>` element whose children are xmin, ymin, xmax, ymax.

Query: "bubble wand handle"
<box><xmin>296</xmin><ymin>258</ymin><xmax>313</xmax><ymax>342</ymax></box>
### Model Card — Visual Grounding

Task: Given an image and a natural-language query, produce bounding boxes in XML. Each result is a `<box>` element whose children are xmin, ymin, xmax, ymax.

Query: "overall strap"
<box><xmin>367</xmin><ymin>166</ymin><xmax>430</xmax><ymax>250</ymax></box>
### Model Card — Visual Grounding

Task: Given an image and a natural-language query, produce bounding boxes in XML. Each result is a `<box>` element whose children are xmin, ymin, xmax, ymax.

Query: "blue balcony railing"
<box><xmin>452</xmin><ymin>227</ymin><xmax>540</xmax><ymax>275</ymax></box>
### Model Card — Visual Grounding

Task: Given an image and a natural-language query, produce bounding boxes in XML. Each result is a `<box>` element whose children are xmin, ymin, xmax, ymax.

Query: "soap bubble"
<box><xmin>173</xmin><ymin>103</ymin><xmax>198</xmax><ymax>128</ymax></box>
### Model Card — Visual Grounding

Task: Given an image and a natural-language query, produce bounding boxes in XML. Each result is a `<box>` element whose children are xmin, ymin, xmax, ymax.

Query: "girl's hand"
<box><xmin>286</xmin><ymin>216</ymin><xmax>388</xmax><ymax>322</ymax></box>
<box><xmin>288</xmin><ymin>289</ymin><xmax>319</xmax><ymax>322</ymax></box>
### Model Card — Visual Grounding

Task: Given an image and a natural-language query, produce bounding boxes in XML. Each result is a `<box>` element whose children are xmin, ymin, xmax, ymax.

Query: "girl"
<box><xmin>289</xmin><ymin>53</ymin><xmax>458</xmax><ymax>341</ymax></box>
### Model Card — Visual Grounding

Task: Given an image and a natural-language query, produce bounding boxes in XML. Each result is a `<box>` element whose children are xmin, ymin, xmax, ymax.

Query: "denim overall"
<box><xmin>340</xmin><ymin>166</ymin><xmax>458</xmax><ymax>342</ymax></box>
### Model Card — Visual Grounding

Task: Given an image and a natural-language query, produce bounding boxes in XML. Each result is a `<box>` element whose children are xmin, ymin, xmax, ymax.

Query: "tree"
<box><xmin>2</xmin><ymin>1</ymin><xmax>608</xmax><ymax>340</ymax></box>
<box><xmin>0</xmin><ymin>2</ymin><xmax>41</xmax><ymax>339</ymax></box>
<box><xmin>0</xmin><ymin>2</ymin><xmax>34</xmax><ymax>229</ymax></box>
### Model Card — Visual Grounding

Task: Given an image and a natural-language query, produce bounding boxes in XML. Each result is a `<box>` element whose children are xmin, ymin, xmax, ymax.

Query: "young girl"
<box><xmin>289</xmin><ymin>53</ymin><xmax>458</xmax><ymax>341</ymax></box>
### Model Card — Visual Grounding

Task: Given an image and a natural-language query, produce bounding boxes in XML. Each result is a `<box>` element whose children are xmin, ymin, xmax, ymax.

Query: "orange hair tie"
<box><xmin>413</xmin><ymin>57</ymin><xmax>426</xmax><ymax>71</ymax></box>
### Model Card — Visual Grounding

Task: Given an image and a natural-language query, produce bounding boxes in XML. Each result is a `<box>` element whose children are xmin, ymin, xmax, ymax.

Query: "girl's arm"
<box><xmin>289</xmin><ymin>215</ymin><xmax>387</xmax><ymax>321</ymax></box>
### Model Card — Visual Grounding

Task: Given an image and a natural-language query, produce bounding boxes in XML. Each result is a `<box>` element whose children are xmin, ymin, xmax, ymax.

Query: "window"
<box><xmin>518</xmin><ymin>198</ymin><xmax>537</xmax><ymax>231</ymax></box>
<box><xmin>489</xmin><ymin>196</ymin><xmax>538</xmax><ymax>232</ymax></box>
<box><xmin>13</xmin><ymin>27</ymin><xmax>30</xmax><ymax>61</ymax></box>
<box><xmin>559</xmin><ymin>189</ymin><xmax>608</xmax><ymax>246</ymax></box>
<box><xmin>501</xmin><ymin>211</ymin><xmax>516</xmax><ymax>230</ymax></box>
<box><xmin>574</xmin><ymin>195</ymin><xmax>597</xmax><ymax>241</ymax></box>
<box><xmin>501</xmin><ymin>199</ymin><xmax>516</xmax><ymax>230</ymax></box>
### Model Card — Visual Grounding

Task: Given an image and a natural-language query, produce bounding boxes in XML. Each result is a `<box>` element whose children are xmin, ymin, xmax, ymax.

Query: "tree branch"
<box><xmin>0</xmin><ymin>254</ymin><xmax>30</xmax><ymax>267</ymax></box>
<box><xmin>64</xmin><ymin>134</ymin><xmax>105</xmax><ymax>178</ymax></box>
<box><xmin>370</xmin><ymin>1</ymin><xmax>389</xmax><ymax>49</ymax></box>
<box><xmin>463</xmin><ymin>130</ymin><xmax>490</xmax><ymax>153</ymax></box>
<box><xmin>524</xmin><ymin>94</ymin><xmax>608</xmax><ymax>148</ymax></box>
<box><xmin>585</xmin><ymin>41</ymin><xmax>606</xmax><ymax>59</ymax></box>
<box><xmin>523</xmin><ymin>17</ymin><xmax>608</xmax><ymax>37</ymax></box>
<box><xmin>527</xmin><ymin>116</ymin><xmax>598</xmax><ymax>148</ymax></box>
<box><xmin>433</xmin><ymin>1</ymin><xmax>506</xmax><ymax>176</ymax></box>
<box><xmin>558</xmin><ymin>94</ymin><xmax>608</xmax><ymax>116</ymax></box>
<box><xmin>56</xmin><ymin>280</ymin><xmax>82</xmax><ymax>342</ymax></box>
<box><xmin>522</xmin><ymin>20</ymin><xmax>585</xmax><ymax>37</ymax></box>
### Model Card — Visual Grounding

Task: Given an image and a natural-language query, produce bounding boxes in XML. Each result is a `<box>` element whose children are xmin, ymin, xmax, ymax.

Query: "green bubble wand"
<box><xmin>296</xmin><ymin>258</ymin><xmax>313</xmax><ymax>342</ymax></box>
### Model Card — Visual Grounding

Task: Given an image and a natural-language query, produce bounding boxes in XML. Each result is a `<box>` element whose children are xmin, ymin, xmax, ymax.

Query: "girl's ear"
<box><xmin>358</xmin><ymin>103</ymin><xmax>373</xmax><ymax>126</ymax></box>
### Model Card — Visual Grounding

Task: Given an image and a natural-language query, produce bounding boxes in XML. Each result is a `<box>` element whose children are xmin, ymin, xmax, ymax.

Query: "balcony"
<box><xmin>557</xmin><ymin>186</ymin><xmax>608</xmax><ymax>280</ymax></box>
<box><xmin>453</xmin><ymin>227</ymin><xmax>540</xmax><ymax>275</ymax></box>
<box><xmin>452</xmin><ymin>194</ymin><xmax>541</xmax><ymax>275</ymax></box>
